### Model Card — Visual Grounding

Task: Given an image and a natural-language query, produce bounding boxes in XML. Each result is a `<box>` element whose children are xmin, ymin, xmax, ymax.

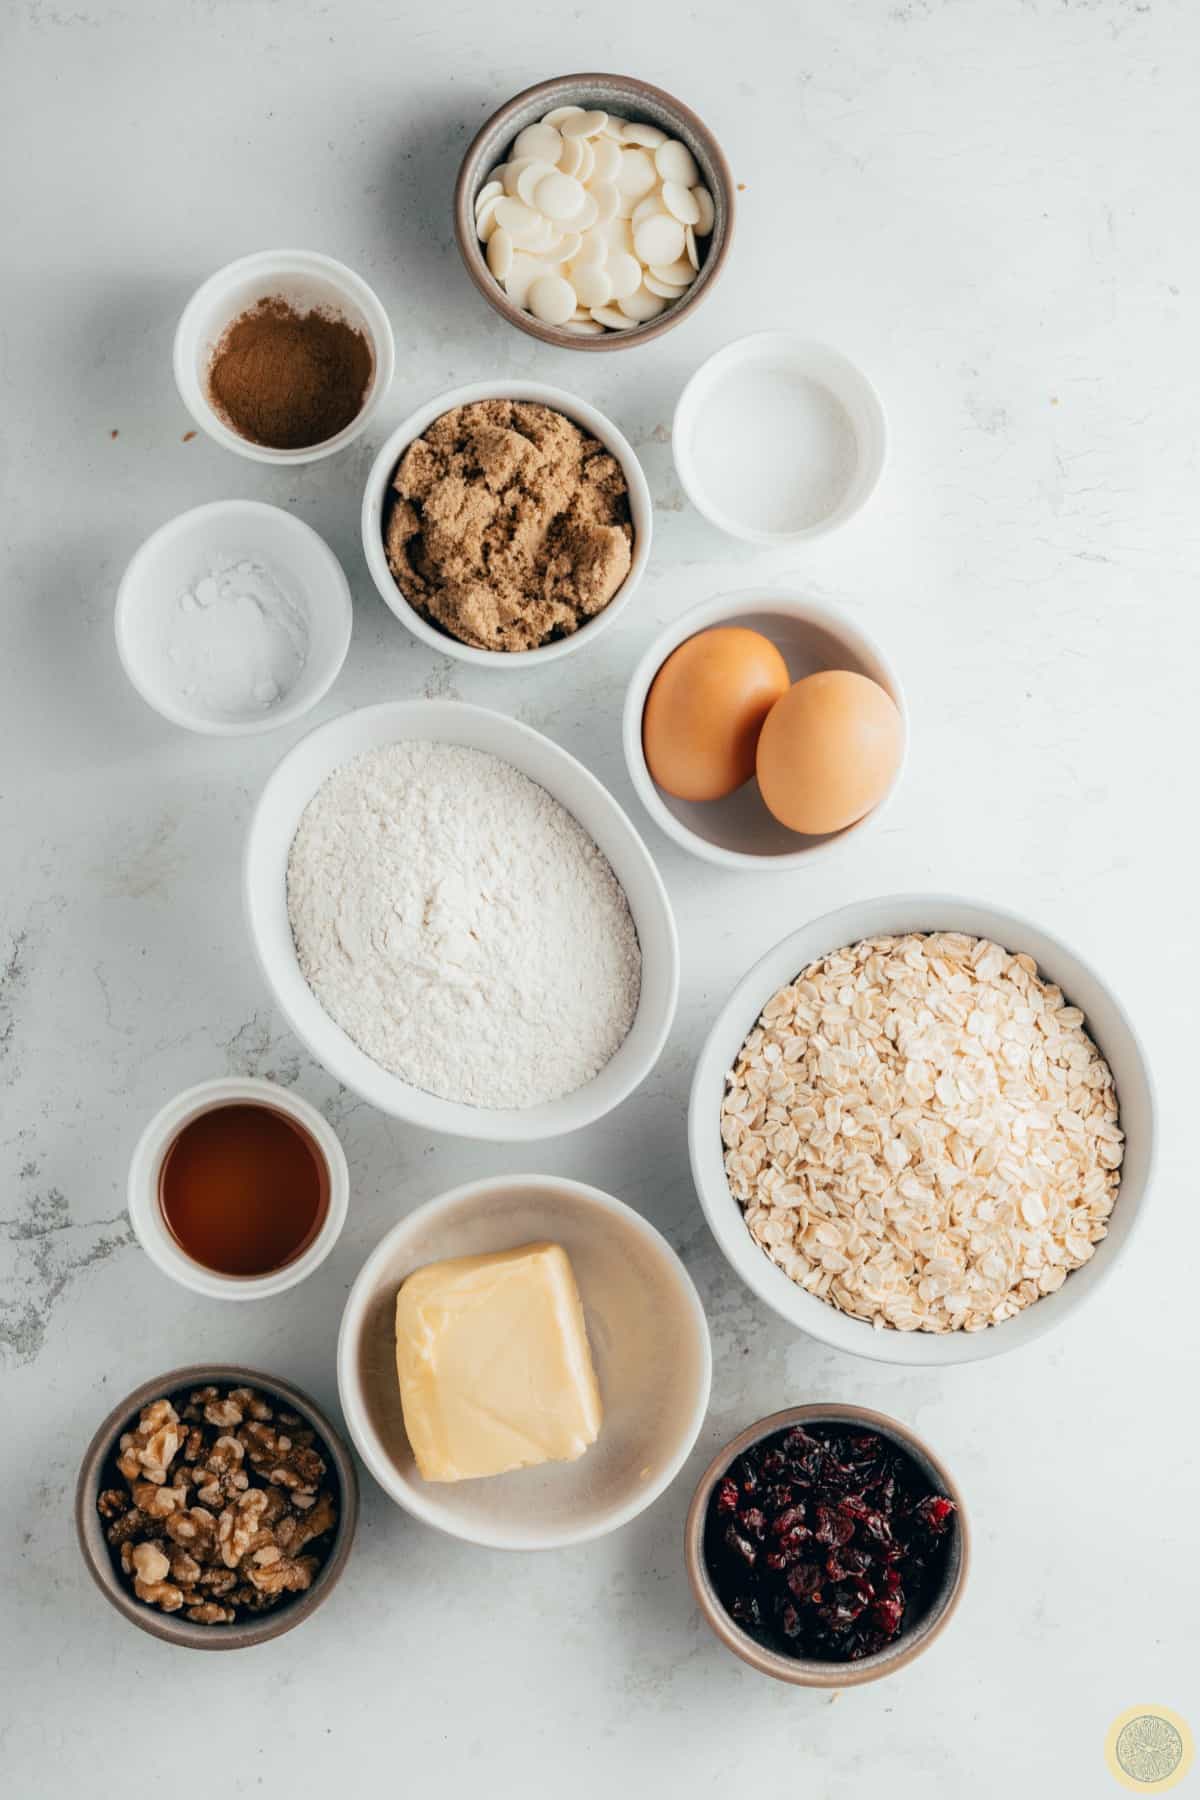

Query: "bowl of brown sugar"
<box><xmin>361</xmin><ymin>380</ymin><xmax>652</xmax><ymax>666</ymax></box>
<box><xmin>174</xmin><ymin>249</ymin><xmax>395</xmax><ymax>464</ymax></box>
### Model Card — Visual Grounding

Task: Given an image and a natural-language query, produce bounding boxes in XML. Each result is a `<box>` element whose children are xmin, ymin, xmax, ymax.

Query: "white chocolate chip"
<box><xmin>618</xmin><ymin>283</ymin><xmax>667</xmax><ymax>322</ymax></box>
<box><xmin>633</xmin><ymin>212</ymin><xmax>685</xmax><ymax>268</ymax></box>
<box><xmin>606</xmin><ymin>251</ymin><xmax>642</xmax><ymax>300</ymax></box>
<box><xmin>655</xmin><ymin>139</ymin><xmax>699</xmax><ymax>186</ymax></box>
<box><xmin>475</xmin><ymin>195</ymin><xmax>502</xmax><ymax>241</ymax></box>
<box><xmin>661</xmin><ymin>180</ymin><xmax>701</xmax><ymax>225</ymax></box>
<box><xmin>565</xmin><ymin>319</ymin><xmax>605</xmax><ymax>335</ymax></box>
<box><xmin>494</xmin><ymin>197</ymin><xmax>540</xmax><ymax>239</ymax></box>
<box><xmin>561</xmin><ymin>108</ymin><xmax>607</xmax><ymax>138</ymax></box>
<box><xmin>502</xmin><ymin>252</ymin><xmax>546</xmax><ymax>310</ymax></box>
<box><xmin>486</xmin><ymin>226</ymin><xmax>514</xmax><ymax>279</ymax></box>
<box><xmin>558</xmin><ymin>133</ymin><xmax>586</xmax><ymax>178</ymax></box>
<box><xmin>644</xmin><ymin>272</ymin><xmax>688</xmax><ymax>299</ymax></box>
<box><xmin>513</xmin><ymin>122</ymin><xmax>562</xmax><ymax>163</ymax></box>
<box><xmin>572</xmin><ymin>264</ymin><xmax>613</xmax><ymax>309</ymax></box>
<box><xmin>543</xmin><ymin>104</ymin><xmax>585</xmax><ymax>128</ymax></box>
<box><xmin>632</xmin><ymin>194</ymin><xmax>667</xmax><ymax>226</ymax></box>
<box><xmin>615</xmin><ymin>147</ymin><xmax>658</xmax><ymax>199</ymax></box>
<box><xmin>589</xmin><ymin>135</ymin><xmax>621</xmax><ymax>182</ymax></box>
<box><xmin>590</xmin><ymin>304</ymin><xmax>636</xmax><ymax>329</ymax></box>
<box><xmin>649</xmin><ymin>255</ymin><xmax>696</xmax><ymax>287</ymax></box>
<box><xmin>693</xmin><ymin>185</ymin><xmax>715</xmax><ymax>235</ymax></box>
<box><xmin>535</xmin><ymin>171</ymin><xmax>585</xmax><ymax>221</ymax></box>
<box><xmin>474</xmin><ymin>179</ymin><xmax>503</xmax><ymax>214</ymax></box>
<box><xmin>516</xmin><ymin>159</ymin><xmax>555</xmax><ymax>207</ymax></box>
<box><xmin>622</xmin><ymin>121</ymin><xmax>667</xmax><ymax>148</ymax></box>
<box><xmin>685</xmin><ymin>224</ymin><xmax>700</xmax><ymax>269</ymax></box>
<box><xmin>527</xmin><ymin>274</ymin><xmax>578</xmax><ymax>324</ymax></box>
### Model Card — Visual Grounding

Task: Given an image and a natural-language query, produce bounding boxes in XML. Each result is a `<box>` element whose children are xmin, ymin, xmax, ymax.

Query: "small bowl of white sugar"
<box><xmin>115</xmin><ymin>500</ymin><xmax>353</xmax><ymax>735</ymax></box>
<box><xmin>673</xmin><ymin>333</ymin><xmax>887</xmax><ymax>544</ymax></box>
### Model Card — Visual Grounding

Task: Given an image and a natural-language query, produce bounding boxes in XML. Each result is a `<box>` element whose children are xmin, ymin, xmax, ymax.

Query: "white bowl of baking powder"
<box><xmin>115</xmin><ymin>500</ymin><xmax>353</xmax><ymax>735</ymax></box>
<box><xmin>244</xmin><ymin>700</ymin><xmax>680</xmax><ymax>1140</ymax></box>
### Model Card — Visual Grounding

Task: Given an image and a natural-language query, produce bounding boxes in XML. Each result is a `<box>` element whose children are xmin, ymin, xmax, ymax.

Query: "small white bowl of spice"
<box><xmin>173</xmin><ymin>249</ymin><xmax>395</xmax><ymax>464</ymax></box>
<box><xmin>115</xmin><ymin>500</ymin><xmax>353</xmax><ymax>735</ymax></box>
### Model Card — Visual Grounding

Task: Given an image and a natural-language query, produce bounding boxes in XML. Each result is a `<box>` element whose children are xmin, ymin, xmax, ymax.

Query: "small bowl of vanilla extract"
<box><xmin>127</xmin><ymin>1077</ymin><xmax>348</xmax><ymax>1299</ymax></box>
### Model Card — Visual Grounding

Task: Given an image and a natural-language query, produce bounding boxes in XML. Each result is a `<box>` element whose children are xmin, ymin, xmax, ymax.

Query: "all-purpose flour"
<box><xmin>286</xmin><ymin>741</ymin><xmax>642</xmax><ymax>1109</ymax></box>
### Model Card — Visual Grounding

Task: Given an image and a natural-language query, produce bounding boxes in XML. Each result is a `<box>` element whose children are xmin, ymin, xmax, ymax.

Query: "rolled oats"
<box><xmin>721</xmin><ymin>933</ymin><xmax>1124</xmax><ymax>1334</ymax></box>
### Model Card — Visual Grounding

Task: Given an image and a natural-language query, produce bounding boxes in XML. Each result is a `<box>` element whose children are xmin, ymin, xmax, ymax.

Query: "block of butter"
<box><xmin>394</xmin><ymin>1241</ymin><xmax>603</xmax><ymax>1483</ymax></box>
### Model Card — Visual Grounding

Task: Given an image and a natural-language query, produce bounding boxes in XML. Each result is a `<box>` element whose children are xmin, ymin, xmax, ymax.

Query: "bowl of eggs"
<box><xmin>621</xmin><ymin>590</ymin><xmax>907</xmax><ymax>871</ymax></box>
<box><xmin>454</xmin><ymin>73</ymin><xmax>734</xmax><ymax>349</ymax></box>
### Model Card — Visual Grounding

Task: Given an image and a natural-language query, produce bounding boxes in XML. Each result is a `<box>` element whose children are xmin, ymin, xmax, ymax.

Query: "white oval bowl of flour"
<box><xmin>244</xmin><ymin>700</ymin><xmax>680</xmax><ymax>1140</ymax></box>
<box><xmin>115</xmin><ymin>500</ymin><xmax>353</xmax><ymax>735</ymax></box>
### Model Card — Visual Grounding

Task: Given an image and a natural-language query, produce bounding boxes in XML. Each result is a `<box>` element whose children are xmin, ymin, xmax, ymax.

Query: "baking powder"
<box><xmin>286</xmin><ymin>741</ymin><xmax>642</xmax><ymax>1109</ymax></box>
<box><xmin>152</xmin><ymin>555</ymin><xmax>309</xmax><ymax>718</ymax></box>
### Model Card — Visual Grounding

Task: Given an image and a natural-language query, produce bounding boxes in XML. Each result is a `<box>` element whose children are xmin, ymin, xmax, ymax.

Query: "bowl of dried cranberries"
<box><xmin>685</xmin><ymin>1403</ymin><xmax>968</xmax><ymax>1686</ymax></box>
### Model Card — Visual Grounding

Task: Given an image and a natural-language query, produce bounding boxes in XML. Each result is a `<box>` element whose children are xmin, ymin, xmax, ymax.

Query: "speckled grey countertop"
<box><xmin>3</xmin><ymin>1</ymin><xmax>1197</xmax><ymax>1793</ymax></box>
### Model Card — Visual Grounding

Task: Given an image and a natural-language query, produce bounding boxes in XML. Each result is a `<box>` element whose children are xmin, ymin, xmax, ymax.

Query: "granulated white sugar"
<box><xmin>688</xmin><ymin>367</ymin><xmax>859</xmax><ymax>533</ymax></box>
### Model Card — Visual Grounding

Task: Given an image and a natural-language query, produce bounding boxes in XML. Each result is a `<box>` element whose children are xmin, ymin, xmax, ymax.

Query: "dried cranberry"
<box><xmin>871</xmin><ymin>1593</ymin><xmax>904</xmax><ymax>1638</ymax></box>
<box><xmin>817</xmin><ymin>1577</ymin><xmax>872</xmax><ymax>1629</ymax></box>
<box><xmin>770</xmin><ymin>1504</ymin><xmax>806</xmax><ymax>1539</ymax></box>
<box><xmin>826</xmin><ymin>1544</ymin><xmax>871</xmax><ymax>1581</ymax></box>
<box><xmin>914</xmin><ymin>1494</ymin><xmax>956</xmax><ymax>1534</ymax></box>
<box><xmin>738</xmin><ymin>1506</ymin><xmax>767</xmax><ymax>1539</ymax></box>
<box><xmin>724</xmin><ymin>1524</ymin><xmax>758</xmax><ymax>1568</ymax></box>
<box><xmin>704</xmin><ymin>1420</ymin><xmax>957</xmax><ymax>1665</ymax></box>
<box><xmin>814</xmin><ymin>1504</ymin><xmax>855</xmax><ymax>1548</ymax></box>
<box><xmin>786</xmin><ymin>1562</ymin><xmax>823</xmax><ymax>1602</ymax></box>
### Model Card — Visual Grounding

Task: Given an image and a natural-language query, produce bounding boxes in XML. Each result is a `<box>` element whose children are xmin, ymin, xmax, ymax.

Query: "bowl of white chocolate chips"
<box><xmin>455</xmin><ymin>72</ymin><xmax>734</xmax><ymax>349</ymax></box>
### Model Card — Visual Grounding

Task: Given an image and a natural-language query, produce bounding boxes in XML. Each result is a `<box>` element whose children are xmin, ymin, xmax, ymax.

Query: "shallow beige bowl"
<box><xmin>337</xmin><ymin>1174</ymin><xmax>712</xmax><ymax>1549</ymax></box>
<box><xmin>454</xmin><ymin>73</ymin><xmax>734</xmax><ymax>351</ymax></box>
<box><xmin>76</xmin><ymin>1364</ymin><xmax>358</xmax><ymax>1651</ymax></box>
<box><xmin>685</xmin><ymin>1403</ymin><xmax>969</xmax><ymax>1687</ymax></box>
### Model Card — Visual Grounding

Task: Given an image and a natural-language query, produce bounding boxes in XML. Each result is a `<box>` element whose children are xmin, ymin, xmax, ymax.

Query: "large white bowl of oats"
<box><xmin>689</xmin><ymin>896</ymin><xmax>1155</xmax><ymax>1365</ymax></box>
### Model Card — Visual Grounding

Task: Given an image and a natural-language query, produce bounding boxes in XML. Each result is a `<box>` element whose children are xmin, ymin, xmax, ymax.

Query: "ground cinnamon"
<box><xmin>207</xmin><ymin>297</ymin><xmax>372</xmax><ymax>450</ymax></box>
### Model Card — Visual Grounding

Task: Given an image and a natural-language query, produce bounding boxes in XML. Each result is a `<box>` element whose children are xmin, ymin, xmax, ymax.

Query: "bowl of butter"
<box><xmin>336</xmin><ymin>1173</ymin><xmax>712</xmax><ymax>1549</ymax></box>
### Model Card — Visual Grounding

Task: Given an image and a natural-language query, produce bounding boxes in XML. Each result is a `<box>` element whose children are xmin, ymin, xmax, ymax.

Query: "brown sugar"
<box><xmin>383</xmin><ymin>400</ymin><xmax>634</xmax><ymax>652</ymax></box>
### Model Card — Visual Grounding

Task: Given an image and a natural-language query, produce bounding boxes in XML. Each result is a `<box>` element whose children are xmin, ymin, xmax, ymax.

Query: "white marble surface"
<box><xmin>3</xmin><ymin>1</ymin><xmax>1197</xmax><ymax>1791</ymax></box>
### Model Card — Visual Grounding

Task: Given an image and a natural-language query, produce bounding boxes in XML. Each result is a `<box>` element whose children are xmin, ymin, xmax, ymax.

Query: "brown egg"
<box><xmin>756</xmin><ymin>670</ymin><xmax>903</xmax><ymax>835</ymax></box>
<box><xmin>643</xmin><ymin>628</ymin><xmax>791</xmax><ymax>802</ymax></box>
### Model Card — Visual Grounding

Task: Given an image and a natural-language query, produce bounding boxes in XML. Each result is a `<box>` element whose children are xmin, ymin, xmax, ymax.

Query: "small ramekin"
<box><xmin>114</xmin><ymin>500</ymin><xmax>353</xmax><ymax>737</ymax></box>
<box><xmin>674</xmin><ymin>334</ymin><xmax>886</xmax><ymax>543</ymax></box>
<box><xmin>622</xmin><ymin>588</ymin><xmax>907</xmax><ymax>871</ymax></box>
<box><xmin>173</xmin><ymin>249</ymin><xmax>395</xmax><ymax>465</ymax></box>
<box><xmin>454</xmin><ymin>73</ymin><xmax>734</xmax><ymax>352</ymax></box>
<box><xmin>127</xmin><ymin>1076</ymin><xmax>348</xmax><ymax>1300</ymax></box>
<box><xmin>361</xmin><ymin>380</ymin><xmax>652</xmax><ymax>668</ymax></box>
<box><xmin>76</xmin><ymin>1363</ymin><xmax>358</xmax><ymax>1651</ymax></box>
<box><xmin>685</xmin><ymin>1403</ymin><xmax>969</xmax><ymax>1687</ymax></box>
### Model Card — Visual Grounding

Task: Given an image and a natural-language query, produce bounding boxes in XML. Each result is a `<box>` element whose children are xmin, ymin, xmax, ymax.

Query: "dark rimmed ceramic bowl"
<box><xmin>684</xmin><ymin>1403</ymin><xmax>969</xmax><ymax>1687</ymax></box>
<box><xmin>454</xmin><ymin>72</ymin><xmax>734</xmax><ymax>351</ymax></box>
<box><xmin>76</xmin><ymin>1364</ymin><xmax>358</xmax><ymax>1651</ymax></box>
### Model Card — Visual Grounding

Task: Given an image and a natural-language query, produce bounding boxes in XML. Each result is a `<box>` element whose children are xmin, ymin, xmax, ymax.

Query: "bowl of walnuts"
<box><xmin>75</xmin><ymin>1364</ymin><xmax>358</xmax><ymax>1649</ymax></box>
